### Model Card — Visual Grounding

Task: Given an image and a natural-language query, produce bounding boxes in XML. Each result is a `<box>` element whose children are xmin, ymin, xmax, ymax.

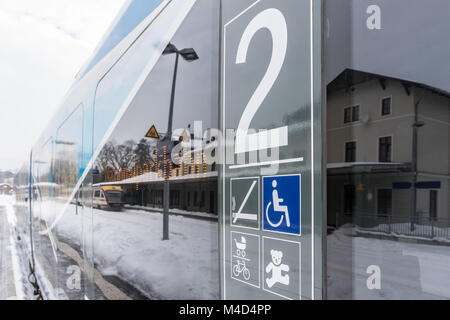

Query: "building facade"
<box><xmin>328</xmin><ymin>70</ymin><xmax>450</xmax><ymax>228</ymax></box>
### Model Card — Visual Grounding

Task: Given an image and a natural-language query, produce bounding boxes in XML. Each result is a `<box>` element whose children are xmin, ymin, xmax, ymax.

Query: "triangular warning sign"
<box><xmin>181</xmin><ymin>129</ymin><xmax>190</xmax><ymax>142</ymax></box>
<box><xmin>145</xmin><ymin>125</ymin><xmax>160</xmax><ymax>139</ymax></box>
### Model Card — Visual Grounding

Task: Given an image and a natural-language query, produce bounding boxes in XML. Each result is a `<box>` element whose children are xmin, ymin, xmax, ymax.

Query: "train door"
<box><xmin>31</xmin><ymin>137</ymin><xmax>60</xmax><ymax>298</ymax></box>
<box><xmin>51</xmin><ymin>103</ymin><xmax>95</xmax><ymax>299</ymax></box>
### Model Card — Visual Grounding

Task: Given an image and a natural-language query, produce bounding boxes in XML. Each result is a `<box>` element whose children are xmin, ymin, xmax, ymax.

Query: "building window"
<box><xmin>344</xmin><ymin>107</ymin><xmax>352</xmax><ymax>123</ymax></box>
<box><xmin>381</xmin><ymin>97</ymin><xmax>391</xmax><ymax>116</ymax></box>
<box><xmin>344</xmin><ymin>105</ymin><xmax>360</xmax><ymax>123</ymax></box>
<box><xmin>344</xmin><ymin>185</ymin><xmax>356</xmax><ymax>215</ymax></box>
<box><xmin>379</xmin><ymin>136</ymin><xmax>392</xmax><ymax>162</ymax></box>
<box><xmin>377</xmin><ymin>189</ymin><xmax>392</xmax><ymax>216</ymax></box>
<box><xmin>171</xmin><ymin>190</ymin><xmax>180</xmax><ymax>206</ymax></box>
<box><xmin>352</xmin><ymin>105</ymin><xmax>359</xmax><ymax>122</ymax></box>
<box><xmin>345</xmin><ymin>141</ymin><xmax>357</xmax><ymax>162</ymax></box>
<box><xmin>430</xmin><ymin>190</ymin><xmax>438</xmax><ymax>219</ymax></box>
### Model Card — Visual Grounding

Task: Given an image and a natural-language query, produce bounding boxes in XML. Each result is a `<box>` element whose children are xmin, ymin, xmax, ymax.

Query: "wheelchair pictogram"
<box><xmin>263</xmin><ymin>175</ymin><xmax>301</xmax><ymax>235</ymax></box>
<box><xmin>265</xmin><ymin>179</ymin><xmax>291</xmax><ymax>228</ymax></box>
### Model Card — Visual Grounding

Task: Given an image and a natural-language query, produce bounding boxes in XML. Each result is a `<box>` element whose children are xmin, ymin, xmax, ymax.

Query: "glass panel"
<box><xmin>326</xmin><ymin>0</ymin><xmax>450</xmax><ymax>300</ymax></box>
<box><xmin>51</xmin><ymin>105</ymin><xmax>86</xmax><ymax>299</ymax></box>
<box><xmin>32</xmin><ymin>139</ymin><xmax>58</xmax><ymax>298</ymax></box>
<box><xmin>92</xmin><ymin>0</ymin><xmax>199</xmax><ymax>153</ymax></box>
<box><xmin>24</xmin><ymin>102</ymin><xmax>96</xmax><ymax>300</ymax></box>
<box><xmin>88</xmin><ymin>0</ymin><xmax>220</xmax><ymax>300</ymax></box>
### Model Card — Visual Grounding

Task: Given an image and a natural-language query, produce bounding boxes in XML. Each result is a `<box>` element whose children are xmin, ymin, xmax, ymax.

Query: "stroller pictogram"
<box><xmin>232</xmin><ymin>236</ymin><xmax>251</xmax><ymax>280</ymax></box>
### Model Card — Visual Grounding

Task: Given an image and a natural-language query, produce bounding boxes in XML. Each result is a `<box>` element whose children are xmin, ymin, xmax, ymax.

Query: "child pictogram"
<box><xmin>265</xmin><ymin>249</ymin><xmax>290</xmax><ymax>288</ymax></box>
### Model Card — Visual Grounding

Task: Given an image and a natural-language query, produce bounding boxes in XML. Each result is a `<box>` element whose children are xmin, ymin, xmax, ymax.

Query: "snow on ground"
<box><xmin>124</xmin><ymin>205</ymin><xmax>218</xmax><ymax>220</ymax></box>
<box><xmin>38</xmin><ymin>200</ymin><xmax>219</xmax><ymax>299</ymax></box>
<box><xmin>8</xmin><ymin>195</ymin><xmax>450</xmax><ymax>300</ymax></box>
<box><xmin>0</xmin><ymin>196</ymin><xmax>36</xmax><ymax>300</ymax></box>
<box><xmin>327</xmin><ymin>225</ymin><xmax>450</xmax><ymax>299</ymax></box>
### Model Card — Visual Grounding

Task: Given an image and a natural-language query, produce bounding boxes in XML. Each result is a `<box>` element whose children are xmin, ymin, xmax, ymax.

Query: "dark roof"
<box><xmin>327</xmin><ymin>162</ymin><xmax>412</xmax><ymax>176</ymax></box>
<box><xmin>328</xmin><ymin>69</ymin><xmax>450</xmax><ymax>99</ymax></box>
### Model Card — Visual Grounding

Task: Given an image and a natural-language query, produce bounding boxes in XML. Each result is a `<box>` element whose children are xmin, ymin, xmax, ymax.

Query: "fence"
<box><xmin>338</xmin><ymin>213</ymin><xmax>450</xmax><ymax>241</ymax></box>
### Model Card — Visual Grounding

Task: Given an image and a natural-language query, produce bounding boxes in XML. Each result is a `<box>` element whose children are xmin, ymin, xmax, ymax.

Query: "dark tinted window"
<box><xmin>377</xmin><ymin>189</ymin><xmax>392</xmax><ymax>216</ymax></box>
<box><xmin>344</xmin><ymin>185</ymin><xmax>356</xmax><ymax>214</ymax></box>
<box><xmin>430</xmin><ymin>190</ymin><xmax>438</xmax><ymax>219</ymax></box>
<box><xmin>345</xmin><ymin>141</ymin><xmax>356</xmax><ymax>162</ymax></box>
<box><xmin>379</xmin><ymin>136</ymin><xmax>392</xmax><ymax>162</ymax></box>
<box><xmin>344</xmin><ymin>107</ymin><xmax>352</xmax><ymax>123</ymax></box>
<box><xmin>352</xmin><ymin>105</ymin><xmax>360</xmax><ymax>121</ymax></box>
<box><xmin>381</xmin><ymin>97</ymin><xmax>391</xmax><ymax>115</ymax></box>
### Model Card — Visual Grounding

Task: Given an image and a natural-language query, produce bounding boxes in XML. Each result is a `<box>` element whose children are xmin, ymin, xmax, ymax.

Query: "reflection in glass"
<box><xmin>79</xmin><ymin>0</ymin><xmax>164</xmax><ymax>79</ymax></box>
<box><xmin>326</xmin><ymin>0</ymin><xmax>450</xmax><ymax>299</ymax></box>
<box><xmin>86</xmin><ymin>0</ymin><xmax>220</xmax><ymax>299</ymax></box>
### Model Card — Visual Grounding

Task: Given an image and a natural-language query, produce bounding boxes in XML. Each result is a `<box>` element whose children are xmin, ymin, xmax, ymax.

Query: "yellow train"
<box><xmin>93</xmin><ymin>185</ymin><xmax>124</xmax><ymax>210</ymax></box>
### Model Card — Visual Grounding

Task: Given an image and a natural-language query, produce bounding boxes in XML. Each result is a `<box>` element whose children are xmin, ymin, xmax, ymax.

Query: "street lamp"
<box><xmin>161</xmin><ymin>42</ymin><xmax>199</xmax><ymax>240</ymax></box>
<box><xmin>410</xmin><ymin>97</ymin><xmax>425</xmax><ymax>231</ymax></box>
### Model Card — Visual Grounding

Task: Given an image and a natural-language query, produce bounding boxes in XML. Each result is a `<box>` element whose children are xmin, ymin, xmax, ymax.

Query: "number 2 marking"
<box><xmin>235</xmin><ymin>8</ymin><xmax>288</xmax><ymax>154</ymax></box>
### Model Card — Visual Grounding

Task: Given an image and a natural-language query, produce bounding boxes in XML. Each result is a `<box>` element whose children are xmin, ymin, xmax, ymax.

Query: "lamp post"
<box><xmin>161</xmin><ymin>43</ymin><xmax>199</xmax><ymax>240</ymax></box>
<box><xmin>410</xmin><ymin>97</ymin><xmax>425</xmax><ymax>231</ymax></box>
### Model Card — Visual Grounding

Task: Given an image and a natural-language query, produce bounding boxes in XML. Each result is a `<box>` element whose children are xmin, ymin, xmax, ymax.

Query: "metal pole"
<box><xmin>28</xmin><ymin>152</ymin><xmax>35</xmax><ymax>269</ymax></box>
<box><xmin>163</xmin><ymin>180</ymin><xmax>170</xmax><ymax>240</ymax></box>
<box><xmin>410</xmin><ymin>100</ymin><xmax>419</xmax><ymax>231</ymax></box>
<box><xmin>163</xmin><ymin>52</ymin><xmax>179</xmax><ymax>240</ymax></box>
<box><xmin>167</xmin><ymin>53</ymin><xmax>179</xmax><ymax>138</ymax></box>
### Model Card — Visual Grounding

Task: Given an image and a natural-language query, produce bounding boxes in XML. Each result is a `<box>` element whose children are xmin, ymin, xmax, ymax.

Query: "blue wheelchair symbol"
<box><xmin>263</xmin><ymin>175</ymin><xmax>301</xmax><ymax>235</ymax></box>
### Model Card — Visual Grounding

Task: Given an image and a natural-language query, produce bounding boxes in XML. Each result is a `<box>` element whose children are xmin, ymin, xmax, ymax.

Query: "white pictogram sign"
<box><xmin>232</xmin><ymin>236</ymin><xmax>251</xmax><ymax>280</ymax></box>
<box><xmin>266</xmin><ymin>179</ymin><xmax>290</xmax><ymax>228</ymax></box>
<box><xmin>231</xmin><ymin>232</ymin><xmax>260</xmax><ymax>288</ymax></box>
<box><xmin>265</xmin><ymin>249</ymin><xmax>290</xmax><ymax>288</ymax></box>
<box><xmin>231</xmin><ymin>177</ymin><xmax>260</xmax><ymax>230</ymax></box>
<box><xmin>263</xmin><ymin>236</ymin><xmax>301</xmax><ymax>300</ymax></box>
<box><xmin>233</xmin><ymin>180</ymin><xmax>258</xmax><ymax>223</ymax></box>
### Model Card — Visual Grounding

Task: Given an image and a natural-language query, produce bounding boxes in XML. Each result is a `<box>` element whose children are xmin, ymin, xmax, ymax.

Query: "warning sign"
<box><xmin>145</xmin><ymin>125</ymin><xmax>160</xmax><ymax>139</ymax></box>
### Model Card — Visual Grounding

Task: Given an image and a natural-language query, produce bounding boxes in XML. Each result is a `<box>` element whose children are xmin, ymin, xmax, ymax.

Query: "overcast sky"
<box><xmin>0</xmin><ymin>0</ymin><xmax>126</xmax><ymax>171</ymax></box>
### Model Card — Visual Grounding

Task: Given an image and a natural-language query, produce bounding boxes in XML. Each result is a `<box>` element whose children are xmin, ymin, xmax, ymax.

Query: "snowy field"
<box><xmin>4</xmin><ymin>195</ymin><xmax>450</xmax><ymax>300</ymax></box>
<box><xmin>327</xmin><ymin>226</ymin><xmax>450</xmax><ymax>299</ymax></box>
<box><xmin>0</xmin><ymin>196</ymin><xmax>36</xmax><ymax>300</ymax></box>
<box><xmin>37</xmin><ymin>200</ymin><xmax>220</xmax><ymax>299</ymax></box>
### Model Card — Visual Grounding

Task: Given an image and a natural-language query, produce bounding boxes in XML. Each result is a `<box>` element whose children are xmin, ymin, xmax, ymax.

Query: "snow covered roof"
<box><xmin>327</xmin><ymin>162</ymin><xmax>406</xmax><ymax>169</ymax></box>
<box><xmin>328</xmin><ymin>69</ymin><xmax>450</xmax><ymax>99</ymax></box>
<box><xmin>98</xmin><ymin>170</ymin><xmax>218</xmax><ymax>186</ymax></box>
<box><xmin>327</xmin><ymin>162</ymin><xmax>411</xmax><ymax>174</ymax></box>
